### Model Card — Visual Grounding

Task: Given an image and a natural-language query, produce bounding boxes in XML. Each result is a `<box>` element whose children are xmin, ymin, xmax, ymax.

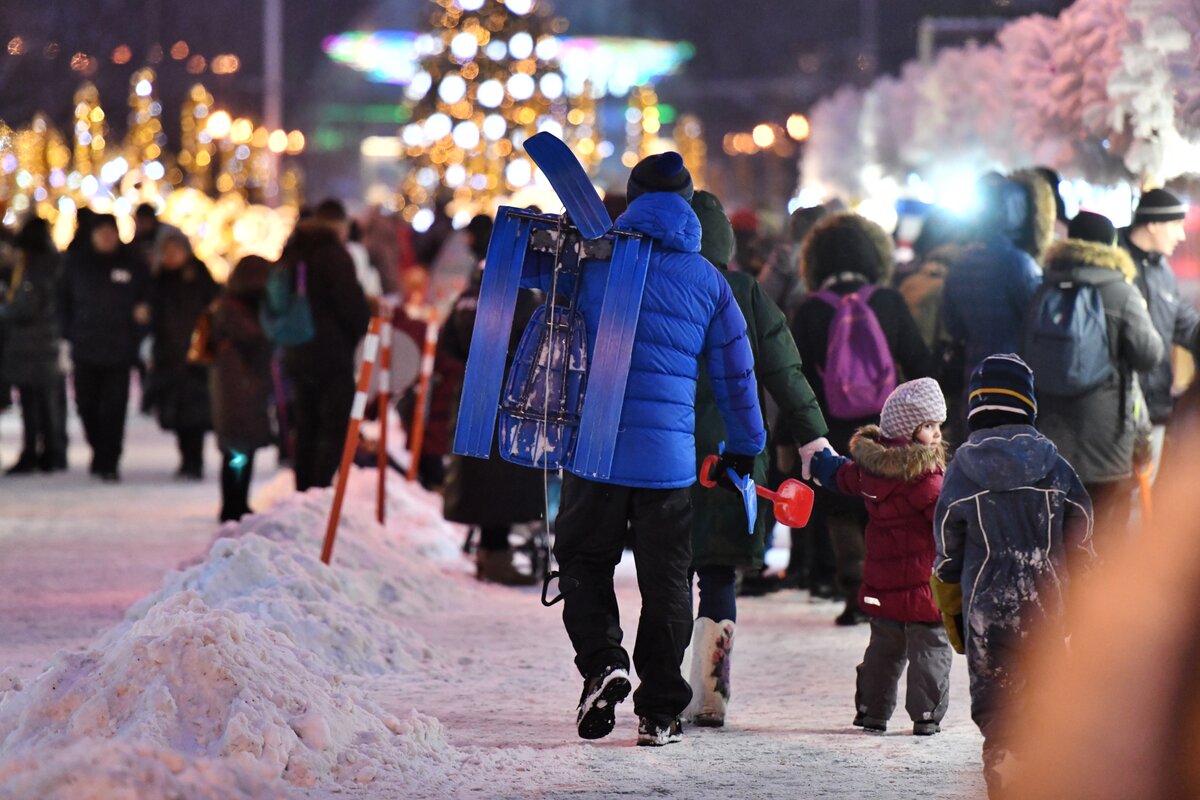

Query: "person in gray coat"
<box><xmin>1034</xmin><ymin>212</ymin><xmax>1163</xmax><ymax>542</ymax></box>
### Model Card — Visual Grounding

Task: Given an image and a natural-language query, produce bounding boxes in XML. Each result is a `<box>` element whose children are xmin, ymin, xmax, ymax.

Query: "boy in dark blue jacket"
<box><xmin>550</xmin><ymin>154</ymin><xmax>765</xmax><ymax>746</ymax></box>
<box><xmin>932</xmin><ymin>354</ymin><xmax>1093</xmax><ymax>797</ymax></box>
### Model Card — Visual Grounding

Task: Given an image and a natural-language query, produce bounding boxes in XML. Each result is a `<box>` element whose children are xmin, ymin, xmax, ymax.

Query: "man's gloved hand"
<box><xmin>809</xmin><ymin>447</ymin><xmax>849</xmax><ymax>490</ymax></box>
<box><xmin>706</xmin><ymin>452</ymin><xmax>756</xmax><ymax>493</ymax></box>
<box><xmin>798</xmin><ymin>436</ymin><xmax>834</xmax><ymax>481</ymax></box>
<box><xmin>930</xmin><ymin>575</ymin><xmax>965</xmax><ymax>654</ymax></box>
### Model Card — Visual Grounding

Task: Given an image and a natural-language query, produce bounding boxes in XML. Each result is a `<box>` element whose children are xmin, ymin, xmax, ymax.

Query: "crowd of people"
<box><xmin>1</xmin><ymin>156</ymin><xmax>1196</xmax><ymax>795</ymax></box>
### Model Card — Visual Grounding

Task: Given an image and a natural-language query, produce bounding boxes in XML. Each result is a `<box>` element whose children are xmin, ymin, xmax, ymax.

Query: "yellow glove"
<box><xmin>930</xmin><ymin>575</ymin><xmax>965</xmax><ymax>654</ymax></box>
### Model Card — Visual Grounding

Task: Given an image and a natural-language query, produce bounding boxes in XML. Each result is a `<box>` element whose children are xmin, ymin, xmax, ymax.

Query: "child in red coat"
<box><xmin>811</xmin><ymin>377</ymin><xmax>953</xmax><ymax>735</ymax></box>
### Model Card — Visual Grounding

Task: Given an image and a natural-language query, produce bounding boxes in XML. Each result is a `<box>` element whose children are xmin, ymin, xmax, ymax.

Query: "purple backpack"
<box><xmin>813</xmin><ymin>286</ymin><xmax>897</xmax><ymax>420</ymax></box>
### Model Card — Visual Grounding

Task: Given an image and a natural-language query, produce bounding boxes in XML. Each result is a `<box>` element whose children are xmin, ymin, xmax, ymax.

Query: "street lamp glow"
<box><xmin>752</xmin><ymin>124</ymin><xmax>775</xmax><ymax>149</ymax></box>
<box><xmin>205</xmin><ymin>110</ymin><xmax>232</xmax><ymax>139</ymax></box>
<box><xmin>267</xmin><ymin>129</ymin><xmax>289</xmax><ymax>153</ymax></box>
<box><xmin>787</xmin><ymin>114</ymin><xmax>811</xmax><ymax>141</ymax></box>
<box><xmin>286</xmin><ymin>130</ymin><xmax>306</xmax><ymax>154</ymax></box>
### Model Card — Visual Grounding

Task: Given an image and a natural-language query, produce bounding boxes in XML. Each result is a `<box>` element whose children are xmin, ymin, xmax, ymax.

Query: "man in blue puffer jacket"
<box><xmin>547</xmin><ymin>153</ymin><xmax>765</xmax><ymax>747</ymax></box>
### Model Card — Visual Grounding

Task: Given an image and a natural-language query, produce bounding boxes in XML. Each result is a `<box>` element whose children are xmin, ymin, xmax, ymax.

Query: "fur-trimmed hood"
<box><xmin>801</xmin><ymin>212</ymin><xmax>894</xmax><ymax>291</ymax></box>
<box><xmin>849</xmin><ymin>425</ymin><xmax>946</xmax><ymax>482</ymax></box>
<box><xmin>1043</xmin><ymin>238</ymin><xmax>1137</xmax><ymax>283</ymax></box>
<box><xmin>1010</xmin><ymin>169</ymin><xmax>1058</xmax><ymax>263</ymax></box>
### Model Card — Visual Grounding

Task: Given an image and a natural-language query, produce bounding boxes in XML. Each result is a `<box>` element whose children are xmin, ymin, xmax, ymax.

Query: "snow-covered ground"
<box><xmin>0</xmin><ymin>408</ymin><xmax>986</xmax><ymax>798</ymax></box>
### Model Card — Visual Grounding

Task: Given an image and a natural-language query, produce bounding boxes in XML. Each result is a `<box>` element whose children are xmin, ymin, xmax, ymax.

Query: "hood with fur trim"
<box><xmin>1043</xmin><ymin>238</ymin><xmax>1137</xmax><ymax>283</ymax></box>
<box><xmin>801</xmin><ymin>212</ymin><xmax>894</xmax><ymax>291</ymax></box>
<box><xmin>849</xmin><ymin>425</ymin><xmax>946</xmax><ymax>482</ymax></box>
<box><xmin>1010</xmin><ymin>168</ymin><xmax>1058</xmax><ymax>262</ymax></box>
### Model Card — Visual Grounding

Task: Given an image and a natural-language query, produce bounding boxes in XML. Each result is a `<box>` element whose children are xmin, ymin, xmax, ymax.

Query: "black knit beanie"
<box><xmin>627</xmin><ymin>152</ymin><xmax>694</xmax><ymax>203</ymax></box>
<box><xmin>691</xmin><ymin>190</ymin><xmax>734</xmax><ymax>268</ymax></box>
<box><xmin>1134</xmin><ymin>188</ymin><xmax>1187</xmax><ymax>226</ymax></box>
<box><xmin>1067</xmin><ymin>211</ymin><xmax>1116</xmax><ymax>245</ymax></box>
<box><xmin>967</xmin><ymin>354</ymin><xmax>1038</xmax><ymax>431</ymax></box>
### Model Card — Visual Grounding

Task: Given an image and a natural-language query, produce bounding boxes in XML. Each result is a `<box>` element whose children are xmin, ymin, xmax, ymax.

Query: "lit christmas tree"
<box><xmin>179</xmin><ymin>83</ymin><xmax>217</xmax><ymax>191</ymax></box>
<box><xmin>125</xmin><ymin>67</ymin><xmax>167</xmax><ymax>184</ymax></box>
<box><xmin>71</xmin><ymin>82</ymin><xmax>107</xmax><ymax>179</ymax></box>
<box><xmin>398</xmin><ymin>0</ymin><xmax>575</xmax><ymax>223</ymax></box>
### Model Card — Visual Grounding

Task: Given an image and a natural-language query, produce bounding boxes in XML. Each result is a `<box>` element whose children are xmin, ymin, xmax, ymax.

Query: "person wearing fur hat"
<box><xmin>932</xmin><ymin>354</ymin><xmax>1094</xmax><ymax>798</ymax></box>
<box><xmin>685</xmin><ymin>190</ymin><xmax>830</xmax><ymax>727</ymax></box>
<box><xmin>1032</xmin><ymin>212</ymin><xmax>1162</xmax><ymax>542</ymax></box>
<box><xmin>1118</xmin><ymin>188</ymin><xmax>1198</xmax><ymax>483</ymax></box>
<box><xmin>542</xmin><ymin>153</ymin><xmax>766</xmax><ymax>747</ymax></box>
<box><xmin>810</xmin><ymin>378</ymin><xmax>953</xmax><ymax>736</ymax></box>
<box><xmin>942</xmin><ymin>171</ymin><xmax>1054</xmax><ymax>392</ymax></box>
<box><xmin>789</xmin><ymin>212</ymin><xmax>931</xmax><ymax>625</ymax></box>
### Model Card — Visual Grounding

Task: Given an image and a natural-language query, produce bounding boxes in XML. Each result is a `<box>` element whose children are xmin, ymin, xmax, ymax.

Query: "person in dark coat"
<box><xmin>0</xmin><ymin>217</ymin><xmax>66</xmax><ymax>473</ymax></box>
<box><xmin>150</xmin><ymin>233</ymin><xmax>220</xmax><ymax>478</ymax></box>
<box><xmin>207</xmin><ymin>255</ymin><xmax>274</xmax><ymax>521</ymax></box>
<box><xmin>790</xmin><ymin>212</ymin><xmax>931</xmax><ymax>625</ymax></box>
<box><xmin>280</xmin><ymin>220</ymin><xmax>372</xmax><ymax>491</ymax></box>
<box><xmin>1034</xmin><ymin>213</ymin><xmax>1163</xmax><ymax>543</ymax></box>
<box><xmin>440</xmin><ymin>266</ymin><xmax>544</xmax><ymax>586</ymax></box>
<box><xmin>685</xmin><ymin>191</ymin><xmax>830</xmax><ymax>726</ymax></box>
<box><xmin>61</xmin><ymin>213</ymin><xmax>150</xmax><ymax>482</ymax></box>
<box><xmin>812</xmin><ymin>378</ymin><xmax>952</xmax><ymax>736</ymax></box>
<box><xmin>932</xmin><ymin>354</ymin><xmax>1094</xmax><ymax>798</ymax></box>
<box><xmin>1118</xmin><ymin>188</ymin><xmax>1197</xmax><ymax>484</ymax></box>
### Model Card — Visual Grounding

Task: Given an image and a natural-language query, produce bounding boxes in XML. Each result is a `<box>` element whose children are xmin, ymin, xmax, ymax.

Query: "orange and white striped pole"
<box><xmin>406</xmin><ymin>308</ymin><xmax>440</xmax><ymax>482</ymax></box>
<box><xmin>321</xmin><ymin>315</ymin><xmax>384</xmax><ymax>565</ymax></box>
<box><xmin>376</xmin><ymin>314</ymin><xmax>393</xmax><ymax>525</ymax></box>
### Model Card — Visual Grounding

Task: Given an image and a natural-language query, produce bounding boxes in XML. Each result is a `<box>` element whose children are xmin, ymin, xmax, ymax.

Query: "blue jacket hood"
<box><xmin>616</xmin><ymin>193</ymin><xmax>702</xmax><ymax>253</ymax></box>
<box><xmin>953</xmin><ymin>424</ymin><xmax>1061</xmax><ymax>491</ymax></box>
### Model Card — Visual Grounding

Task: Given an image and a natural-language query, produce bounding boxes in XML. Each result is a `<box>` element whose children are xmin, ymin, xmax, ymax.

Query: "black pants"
<box><xmin>220</xmin><ymin>447</ymin><xmax>257</xmax><ymax>521</ymax></box>
<box><xmin>14</xmin><ymin>382</ymin><xmax>67</xmax><ymax>468</ymax></box>
<box><xmin>73</xmin><ymin>363</ymin><xmax>131</xmax><ymax>474</ymax></box>
<box><xmin>553</xmin><ymin>473</ymin><xmax>694</xmax><ymax>721</ymax></box>
<box><xmin>479</xmin><ymin>525</ymin><xmax>512</xmax><ymax>551</ymax></box>
<box><xmin>288</xmin><ymin>370</ymin><xmax>355</xmax><ymax>491</ymax></box>
<box><xmin>177</xmin><ymin>427</ymin><xmax>207</xmax><ymax>473</ymax></box>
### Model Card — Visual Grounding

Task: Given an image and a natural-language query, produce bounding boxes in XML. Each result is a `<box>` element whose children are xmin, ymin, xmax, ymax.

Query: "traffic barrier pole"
<box><xmin>321</xmin><ymin>316</ymin><xmax>384</xmax><ymax>565</ymax></box>
<box><xmin>407</xmin><ymin>309</ymin><xmax>440</xmax><ymax>482</ymax></box>
<box><xmin>376</xmin><ymin>317</ymin><xmax>393</xmax><ymax>524</ymax></box>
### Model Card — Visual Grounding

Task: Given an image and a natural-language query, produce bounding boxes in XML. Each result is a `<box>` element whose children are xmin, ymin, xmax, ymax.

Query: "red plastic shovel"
<box><xmin>699</xmin><ymin>455</ymin><xmax>816</xmax><ymax>528</ymax></box>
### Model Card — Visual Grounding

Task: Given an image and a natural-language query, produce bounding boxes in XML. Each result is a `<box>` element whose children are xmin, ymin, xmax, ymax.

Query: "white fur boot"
<box><xmin>684</xmin><ymin>617</ymin><xmax>735</xmax><ymax>727</ymax></box>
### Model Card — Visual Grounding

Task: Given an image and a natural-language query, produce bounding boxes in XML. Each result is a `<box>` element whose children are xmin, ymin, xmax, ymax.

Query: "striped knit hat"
<box><xmin>967</xmin><ymin>354</ymin><xmax>1038</xmax><ymax>431</ymax></box>
<box><xmin>880</xmin><ymin>378</ymin><xmax>947</xmax><ymax>440</ymax></box>
<box><xmin>1133</xmin><ymin>188</ymin><xmax>1187</xmax><ymax>226</ymax></box>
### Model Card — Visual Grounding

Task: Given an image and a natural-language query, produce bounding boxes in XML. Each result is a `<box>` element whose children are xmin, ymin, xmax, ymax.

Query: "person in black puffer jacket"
<box><xmin>150</xmin><ymin>233</ymin><xmax>220</xmax><ymax>478</ymax></box>
<box><xmin>61</xmin><ymin>213</ymin><xmax>151</xmax><ymax>482</ymax></box>
<box><xmin>279</xmin><ymin>221</ymin><xmax>371</xmax><ymax>491</ymax></box>
<box><xmin>0</xmin><ymin>217</ymin><xmax>66</xmax><ymax>473</ymax></box>
<box><xmin>790</xmin><ymin>212</ymin><xmax>931</xmax><ymax>625</ymax></box>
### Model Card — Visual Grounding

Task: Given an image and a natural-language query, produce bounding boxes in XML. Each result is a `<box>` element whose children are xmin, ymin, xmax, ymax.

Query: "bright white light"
<box><xmin>406</xmin><ymin>70</ymin><xmax>433</xmax><ymax>101</ymax></box>
<box><xmin>535</xmin><ymin>36</ymin><xmax>560</xmax><ymax>61</ymax></box>
<box><xmin>58</xmin><ymin>196</ymin><xmax>77</xmax><ymax>214</ymax></box>
<box><xmin>508</xmin><ymin>32</ymin><xmax>534</xmax><ymax>60</ymax></box>
<box><xmin>470</xmin><ymin>174</ymin><xmax>488</xmax><ymax>190</ymax></box>
<box><xmin>505</xmin><ymin>158</ymin><xmax>532</xmax><ymax>186</ymax></box>
<box><xmin>539</xmin><ymin>73</ymin><xmax>564</xmax><ymax>99</ymax></box>
<box><xmin>81</xmin><ymin>175</ymin><xmax>99</xmax><ymax>196</ymax></box>
<box><xmin>135</xmin><ymin>79</ymin><xmax>152</xmax><ymax>97</ymax></box>
<box><xmin>99</xmin><ymin>157</ymin><xmax>129</xmax><ymax>184</ymax></box>
<box><xmin>482</xmin><ymin>114</ymin><xmax>508</xmax><ymax>140</ymax></box>
<box><xmin>417</xmin><ymin>167</ymin><xmax>438</xmax><ymax>187</ymax></box>
<box><xmin>597</xmin><ymin>140</ymin><xmax>615</xmax><ymax>159</ymax></box>
<box><xmin>456</xmin><ymin>0</ymin><xmax>484</xmax><ymax>9</ymax></box>
<box><xmin>485</xmin><ymin>40</ymin><xmax>507</xmax><ymax>60</ymax></box>
<box><xmin>452</xmin><ymin>209</ymin><xmax>472</xmax><ymax>228</ymax></box>
<box><xmin>401</xmin><ymin>124</ymin><xmax>424</xmax><ymax>147</ymax></box>
<box><xmin>0</xmin><ymin>154</ymin><xmax>15</xmax><ymax>174</ymax></box>
<box><xmin>933</xmin><ymin>173</ymin><xmax>982</xmax><ymax>217</ymax></box>
<box><xmin>477</xmin><ymin>79</ymin><xmax>505</xmax><ymax>108</ymax></box>
<box><xmin>537</xmin><ymin>118</ymin><xmax>563</xmax><ymax>139</ymax></box>
<box><xmin>450</xmin><ymin>32</ymin><xmax>478</xmax><ymax>61</ymax></box>
<box><xmin>445</xmin><ymin>164</ymin><xmax>467</xmax><ymax>187</ymax></box>
<box><xmin>48</xmin><ymin>169</ymin><xmax>66</xmax><ymax>188</ymax></box>
<box><xmin>855</xmin><ymin>197</ymin><xmax>899</xmax><ymax>234</ymax></box>
<box><xmin>144</xmin><ymin>161</ymin><xmax>165</xmax><ymax>180</ymax></box>
<box><xmin>33</xmin><ymin>187</ymin><xmax>47</xmax><ymax>202</ymax></box>
<box><xmin>505</xmin><ymin>0</ymin><xmax>535</xmax><ymax>14</ymax></box>
<box><xmin>413</xmin><ymin>208</ymin><xmax>435</xmax><ymax>233</ymax></box>
<box><xmin>453</xmin><ymin>120</ymin><xmax>481</xmax><ymax>150</ymax></box>
<box><xmin>423</xmin><ymin>113</ymin><xmax>453</xmax><ymax>141</ymax></box>
<box><xmin>438</xmin><ymin>74</ymin><xmax>467</xmax><ymax>103</ymax></box>
<box><xmin>507</xmin><ymin>73</ymin><xmax>535</xmax><ymax>100</ymax></box>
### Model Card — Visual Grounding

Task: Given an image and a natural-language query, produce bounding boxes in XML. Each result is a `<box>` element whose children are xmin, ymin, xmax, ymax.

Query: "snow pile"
<box><xmin>0</xmin><ymin>468</ymin><xmax>474</xmax><ymax>798</ymax></box>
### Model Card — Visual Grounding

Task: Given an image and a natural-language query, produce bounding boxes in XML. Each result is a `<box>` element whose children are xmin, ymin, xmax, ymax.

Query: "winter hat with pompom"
<box><xmin>880</xmin><ymin>378</ymin><xmax>947</xmax><ymax>441</ymax></box>
<box><xmin>627</xmin><ymin>151</ymin><xmax>694</xmax><ymax>202</ymax></box>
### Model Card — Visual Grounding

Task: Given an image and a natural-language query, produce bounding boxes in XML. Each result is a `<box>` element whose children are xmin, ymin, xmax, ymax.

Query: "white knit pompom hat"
<box><xmin>879</xmin><ymin>378</ymin><xmax>947</xmax><ymax>440</ymax></box>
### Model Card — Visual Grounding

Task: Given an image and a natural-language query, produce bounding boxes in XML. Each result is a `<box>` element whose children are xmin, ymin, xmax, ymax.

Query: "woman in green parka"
<box><xmin>685</xmin><ymin>190</ymin><xmax>831</xmax><ymax>727</ymax></box>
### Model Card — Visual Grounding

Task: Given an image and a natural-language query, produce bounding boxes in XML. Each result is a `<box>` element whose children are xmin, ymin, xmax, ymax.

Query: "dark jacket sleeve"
<box><xmin>327</xmin><ymin>246</ymin><xmax>372</xmax><ymax>343</ymax></box>
<box><xmin>748</xmin><ymin>280</ymin><xmax>827</xmax><ymax>444</ymax></box>
<box><xmin>1116</xmin><ymin>282</ymin><xmax>1165</xmax><ymax>373</ymax></box>
<box><xmin>933</xmin><ymin>468</ymin><xmax>968</xmax><ymax>584</ymax></box>
<box><xmin>1171</xmin><ymin>279</ymin><xmax>1200</xmax><ymax>352</ymax></box>
<box><xmin>1060</xmin><ymin>461</ymin><xmax>1096</xmax><ymax>561</ymax></box>
<box><xmin>704</xmin><ymin>276</ymin><xmax>766</xmax><ymax>457</ymax></box>
<box><xmin>876</xmin><ymin>288</ymin><xmax>932</xmax><ymax>381</ymax></box>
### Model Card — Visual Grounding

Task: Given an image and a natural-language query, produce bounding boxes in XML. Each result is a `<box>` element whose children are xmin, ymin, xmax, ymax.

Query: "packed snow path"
<box><xmin>0</xmin><ymin>410</ymin><xmax>985</xmax><ymax>798</ymax></box>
